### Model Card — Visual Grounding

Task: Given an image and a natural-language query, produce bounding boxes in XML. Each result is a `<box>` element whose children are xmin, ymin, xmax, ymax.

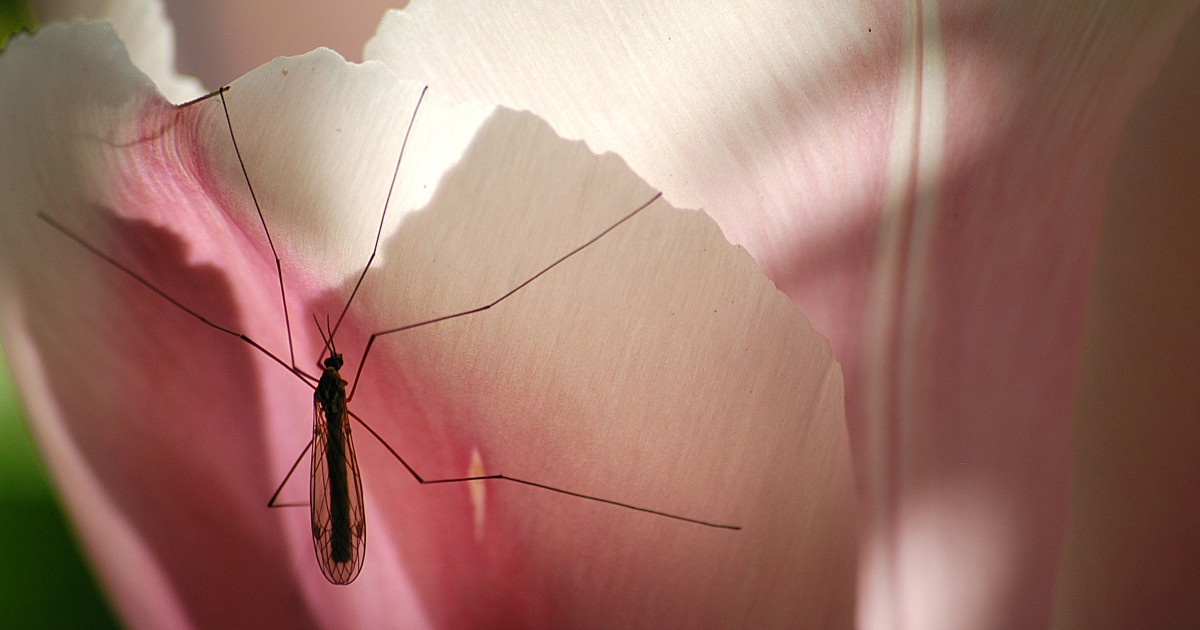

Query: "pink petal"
<box><xmin>0</xmin><ymin>15</ymin><xmax>854</xmax><ymax>630</ymax></box>
<box><xmin>362</xmin><ymin>2</ymin><xmax>1200</xmax><ymax>627</ymax></box>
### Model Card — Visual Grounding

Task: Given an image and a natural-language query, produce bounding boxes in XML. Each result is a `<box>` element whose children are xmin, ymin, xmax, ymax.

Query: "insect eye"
<box><xmin>324</xmin><ymin>355</ymin><xmax>343</xmax><ymax>370</ymax></box>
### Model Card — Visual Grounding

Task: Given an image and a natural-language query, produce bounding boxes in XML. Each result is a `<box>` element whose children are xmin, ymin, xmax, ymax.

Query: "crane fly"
<box><xmin>301</xmin><ymin>315</ymin><xmax>364</xmax><ymax>584</ymax></box>
<box><xmin>38</xmin><ymin>83</ymin><xmax>739</xmax><ymax>585</ymax></box>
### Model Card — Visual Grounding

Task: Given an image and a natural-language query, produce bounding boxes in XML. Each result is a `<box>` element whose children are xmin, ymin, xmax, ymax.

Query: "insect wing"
<box><xmin>310</xmin><ymin>398</ymin><xmax>367</xmax><ymax>584</ymax></box>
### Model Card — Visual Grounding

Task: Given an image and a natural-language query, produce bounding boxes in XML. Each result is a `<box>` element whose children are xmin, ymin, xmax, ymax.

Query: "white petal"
<box><xmin>37</xmin><ymin>0</ymin><xmax>203</xmax><ymax>101</ymax></box>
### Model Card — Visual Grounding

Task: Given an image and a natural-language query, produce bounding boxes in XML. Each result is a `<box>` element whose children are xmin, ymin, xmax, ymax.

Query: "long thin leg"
<box><xmin>211</xmin><ymin>88</ymin><xmax>300</xmax><ymax>372</ymax></box>
<box><xmin>346</xmin><ymin>408</ymin><xmax>738</xmax><ymax>530</ymax></box>
<box><xmin>36</xmin><ymin>211</ymin><xmax>315</xmax><ymax>385</ymax></box>
<box><xmin>325</xmin><ymin>86</ymin><xmax>429</xmax><ymax>353</ymax></box>
<box><xmin>176</xmin><ymin>87</ymin><xmax>228</xmax><ymax>108</ymax></box>
<box><xmin>267</xmin><ymin>439</ymin><xmax>314</xmax><ymax>508</ymax></box>
<box><xmin>39</xmin><ymin>211</ymin><xmax>327</xmax><ymax>506</ymax></box>
<box><xmin>345</xmin><ymin>191</ymin><xmax>663</xmax><ymax>402</ymax></box>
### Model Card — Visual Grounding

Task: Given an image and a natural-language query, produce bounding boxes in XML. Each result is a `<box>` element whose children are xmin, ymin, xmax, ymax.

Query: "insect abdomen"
<box><xmin>311</xmin><ymin>362</ymin><xmax>366</xmax><ymax>584</ymax></box>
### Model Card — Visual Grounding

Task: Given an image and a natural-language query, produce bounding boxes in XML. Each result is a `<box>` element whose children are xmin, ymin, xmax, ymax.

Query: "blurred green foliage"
<box><xmin>0</xmin><ymin>0</ymin><xmax>36</xmax><ymax>49</ymax></box>
<box><xmin>0</xmin><ymin>350</ymin><xmax>122</xmax><ymax>628</ymax></box>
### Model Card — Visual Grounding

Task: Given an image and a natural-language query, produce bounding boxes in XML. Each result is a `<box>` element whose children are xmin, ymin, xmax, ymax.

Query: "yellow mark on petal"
<box><xmin>468</xmin><ymin>447</ymin><xmax>486</xmax><ymax>543</ymax></box>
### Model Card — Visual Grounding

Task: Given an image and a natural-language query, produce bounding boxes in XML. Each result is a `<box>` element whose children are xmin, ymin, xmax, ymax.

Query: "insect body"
<box><xmin>40</xmin><ymin>82</ymin><xmax>738</xmax><ymax>585</ymax></box>
<box><xmin>311</xmin><ymin>347</ymin><xmax>366</xmax><ymax>584</ymax></box>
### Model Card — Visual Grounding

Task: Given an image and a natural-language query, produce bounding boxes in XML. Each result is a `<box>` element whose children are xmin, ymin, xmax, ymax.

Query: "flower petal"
<box><xmin>36</xmin><ymin>0</ymin><xmax>203</xmax><ymax>102</ymax></box>
<box><xmin>1</xmin><ymin>16</ymin><xmax>854</xmax><ymax>629</ymax></box>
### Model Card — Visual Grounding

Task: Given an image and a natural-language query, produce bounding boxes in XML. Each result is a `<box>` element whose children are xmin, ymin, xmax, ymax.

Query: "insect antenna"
<box><xmin>314</xmin><ymin>313</ymin><xmax>339</xmax><ymax>364</ymax></box>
